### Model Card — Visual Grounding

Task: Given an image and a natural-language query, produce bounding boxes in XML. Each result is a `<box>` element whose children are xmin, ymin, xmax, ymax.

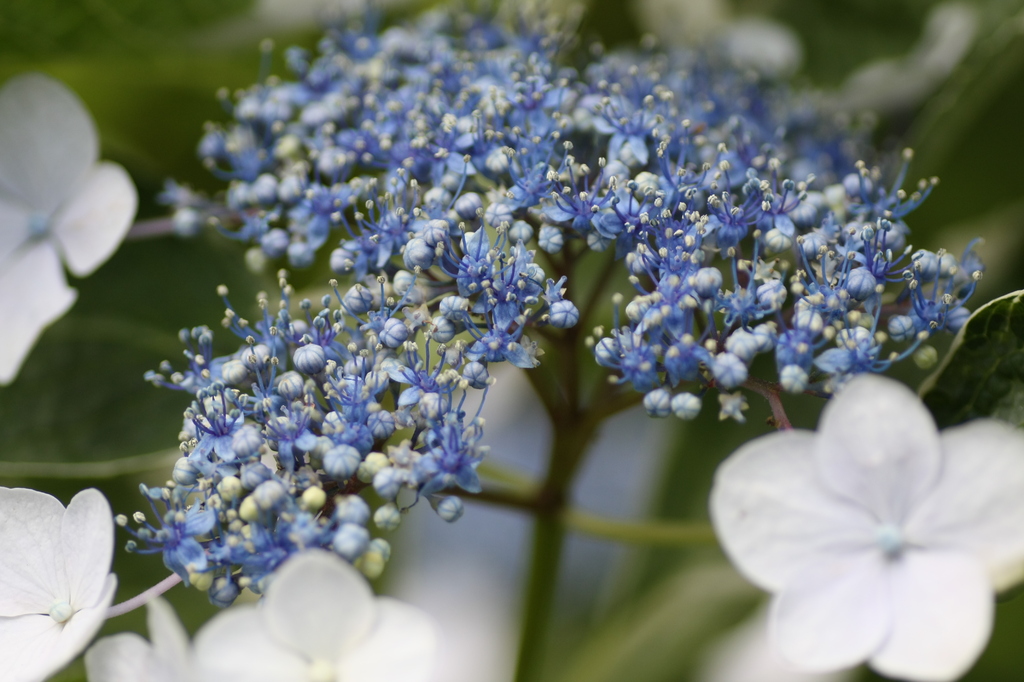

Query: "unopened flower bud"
<box><xmin>671</xmin><ymin>392</ymin><xmax>702</xmax><ymax>420</ymax></box>
<box><xmin>357</xmin><ymin>452</ymin><xmax>390</xmax><ymax>483</ymax></box>
<box><xmin>374</xmin><ymin>503</ymin><xmax>402</xmax><ymax>530</ymax></box>
<box><xmin>293</xmin><ymin>344</ymin><xmax>327</xmax><ymax>374</ymax></box>
<box><xmin>435</xmin><ymin>496</ymin><xmax>464</xmax><ymax>522</ymax></box>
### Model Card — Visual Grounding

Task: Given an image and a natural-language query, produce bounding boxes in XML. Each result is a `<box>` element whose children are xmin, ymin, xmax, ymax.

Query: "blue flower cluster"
<box><xmin>146</xmin><ymin>6</ymin><xmax>984</xmax><ymax>596</ymax></box>
<box><xmin>595</xmin><ymin>156</ymin><xmax>982</xmax><ymax>421</ymax></box>
<box><xmin>131</xmin><ymin>270</ymin><xmax>521</xmax><ymax>600</ymax></box>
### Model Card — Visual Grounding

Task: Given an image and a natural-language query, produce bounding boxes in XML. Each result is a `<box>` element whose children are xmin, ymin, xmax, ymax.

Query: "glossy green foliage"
<box><xmin>922</xmin><ymin>291</ymin><xmax>1024</xmax><ymax>427</ymax></box>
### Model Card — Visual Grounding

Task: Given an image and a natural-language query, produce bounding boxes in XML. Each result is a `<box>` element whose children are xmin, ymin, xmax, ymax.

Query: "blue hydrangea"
<box><xmin>140</xmin><ymin>5</ymin><xmax>986</xmax><ymax>601</ymax></box>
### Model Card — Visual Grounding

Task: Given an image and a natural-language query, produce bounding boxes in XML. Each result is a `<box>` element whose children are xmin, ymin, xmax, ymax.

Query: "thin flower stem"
<box><xmin>562</xmin><ymin>509</ymin><xmax>717</xmax><ymax>547</ymax></box>
<box><xmin>0</xmin><ymin>448</ymin><xmax>178</xmax><ymax>480</ymax></box>
<box><xmin>465</xmin><ymin>489</ymin><xmax>719</xmax><ymax>548</ymax></box>
<box><xmin>466</xmin><ymin>487</ymin><xmax>540</xmax><ymax>512</ymax></box>
<box><xmin>476</xmin><ymin>460</ymin><xmax>539</xmax><ymax>493</ymax></box>
<box><xmin>743</xmin><ymin>377</ymin><xmax>792</xmax><ymax>429</ymax></box>
<box><xmin>578</xmin><ymin>249</ymin><xmax>618</xmax><ymax>329</ymax></box>
<box><xmin>125</xmin><ymin>217</ymin><xmax>176</xmax><ymax>240</ymax></box>
<box><xmin>107</xmin><ymin>573</ymin><xmax>183</xmax><ymax>618</ymax></box>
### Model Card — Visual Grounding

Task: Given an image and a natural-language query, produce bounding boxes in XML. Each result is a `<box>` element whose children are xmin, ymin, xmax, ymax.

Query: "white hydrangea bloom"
<box><xmin>0</xmin><ymin>73</ymin><xmax>137</xmax><ymax>385</ymax></box>
<box><xmin>0</xmin><ymin>487</ymin><xmax>117</xmax><ymax>682</ymax></box>
<box><xmin>711</xmin><ymin>374</ymin><xmax>1024</xmax><ymax>681</ymax></box>
<box><xmin>697</xmin><ymin>606</ymin><xmax>854</xmax><ymax>682</ymax></box>
<box><xmin>193</xmin><ymin>550</ymin><xmax>437</xmax><ymax>682</ymax></box>
<box><xmin>85</xmin><ymin>597</ymin><xmax>193</xmax><ymax>682</ymax></box>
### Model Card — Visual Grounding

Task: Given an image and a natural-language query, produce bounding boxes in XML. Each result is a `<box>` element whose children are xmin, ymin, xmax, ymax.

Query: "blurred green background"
<box><xmin>3</xmin><ymin>0</ymin><xmax>1024</xmax><ymax>680</ymax></box>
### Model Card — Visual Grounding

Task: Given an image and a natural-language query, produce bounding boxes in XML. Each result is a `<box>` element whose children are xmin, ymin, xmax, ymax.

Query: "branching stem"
<box><xmin>743</xmin><ymin>376</ymin><xmax>792</xmax><ymax>429</ymax></box>
<box><xmin>126</xmin><ymin>217</ymin><xmax>175</xmax><ymax>240</ymax></box>
<box><xmin>562</xmin><ymin>509</ymin><xmax>717</xmax><ymax>546</ymax></box>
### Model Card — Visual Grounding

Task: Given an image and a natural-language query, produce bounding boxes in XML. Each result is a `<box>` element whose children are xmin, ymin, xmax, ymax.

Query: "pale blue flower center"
<box><xmin>875</xmin><ymin>523</ymin><xmax>905</xmax><ymax>559</ymax></box>
<box><xmin>28</xmin><ymin>213</ymin><xmax>50</xmax><ymax>238</ymax></box>
<box><xmin>48</xmin><ymin>600</ymin><xmax>74</xmax><ymax>623</ymax></box>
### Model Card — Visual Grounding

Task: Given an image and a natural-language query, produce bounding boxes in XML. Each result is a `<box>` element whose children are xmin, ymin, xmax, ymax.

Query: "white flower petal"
<box><xmin>85</xmin><ymin>633</ymin><xmax>154</xmax><ymax>682</ymax></box>
<box><xmin>339</xmin><ymin>597</ymin><xmax>438</xmax><ymax>682</ymax></box>
<box><xmin>264</xmin><ymin>550</ymin><xmax>375</xmax><ymax>662</ymax></box>
<box><xmin>698</xmin><ymin>605</ymin><xmax>855</xmax><ymax>682</ymax></box>
<box><xmin>0</xmin><ymin>614</ymin><xmax>64</xmax><ymax>682</ymax></box>
<box><xmin>710</xmin><ymin>430</ymin><xmax>875</xmax><ymax>591</ymax></box>
<box><xmin>86</xmin><ymin>598</ymin><xmax>191</xmax><ymax>682</ymax></box>
<box><xmin>51</xmin><ymin>162</ymin><xmax>137</xmax><ymax>278</ymax></box>
<box><xmin>0</xmin><ymin>73</ymin><xmax>98</xmax><ymax>213</ymax></box>
<box><xmin>770</xmin><ymin>552</ymin><xmax>890</xmax><ymax>672</ymax></box>
<box><xmin>816</xmin><ymin>375</ymin><xmax>941</xmax><ymax>522</ymax></box>
<box><xmin>62</xmin><ymin>488</ymin><xmax>114</xmax><ymax>608</ymax></box>
<box><xmin>0</xmin><ymin>487</ymin><xmax>67</xmax><ymax>615</ymax></box>
<box><xmin>29</xmin><ymin>574</ymin><xmax>117</xmax><ymax>682</ymax></box>
<box><xmin>0</xmin><ymin>239</ymin><xmax>77</xmax><ymax>385</ymax></box>
<box><xmin>147</xmin><ymin>597</ymin><xmax>191</xmax><ymax>671</ymax></box>
<box><xmin>0</xmin><ymin>194</ymin><xmax>32</xmax><ymax>267</ymax></box>
<box><xmin>906</xmin><ymin>420</ymin><xmax>1024</xmax><ymax>591</ymax></box>
<box><xmin>870</xmin><ymin>550</ymin><xmax>991</xmax><ymax>682</ymax></box>
<box><xmin>194</xmin><ymin>605</ymin><xmax>307</xmax><ymax>682</ymax></box>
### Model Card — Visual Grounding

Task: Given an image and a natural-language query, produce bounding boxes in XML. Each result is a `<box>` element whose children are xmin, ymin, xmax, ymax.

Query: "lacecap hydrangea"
<box><xmin>139</xmin><ymin>6</ymin><xmax>982</xmax><ymax>603</ymax></box>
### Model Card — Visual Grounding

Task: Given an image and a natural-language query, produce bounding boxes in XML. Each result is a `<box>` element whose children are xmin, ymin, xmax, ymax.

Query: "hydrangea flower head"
<box><xmin>0</xmin><ymin>73</ymin><xmax>137</xmax><ymax>384</ymax></box>
<box><xmin>0</xmin><ymin>487</ymin><xmax>117</xmax><ymax>682</ymax></box>
<box><xmin>192</xmin><ymin>550</ymin><xmax>437</xmax><ymax>682</ymax></box>
<box><xmin>711</xmin><ymin>375</ymin><xmax>1024</xmax><ymax>681</ymax></box>
<box><xmin>140</xmin><ymin>5</ymin><xmax>988</xmax><ymax>599</ymax></box>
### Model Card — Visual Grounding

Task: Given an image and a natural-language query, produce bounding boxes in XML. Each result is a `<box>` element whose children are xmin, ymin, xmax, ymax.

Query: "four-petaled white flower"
<box><xmin>193</xmin><ymin>550</ymin><xmax>438</xmax><ymax>682</ymax></box>
<box><xmin>0</xmin><ymin>487</ymin><xmax>118</xmax><ymax>682</ymax></box>
<box><xmin>697</xmin><ymin>605</ymin><xmax>854</xmax><ymax>682</ymax></box>
<box><xmin>0</xmin><ymin>73</ymin><xmax>137</xmax><ymax>385</ymax></box>
<box><xmin>711</xmin><ymin>374</ymin><xmax>1024</xmax><ymax>681</ymax></box>
<box><xmin>85</xmin><ymin>597</ymin><xmax>194</xmax><ymax>682</ymax></box>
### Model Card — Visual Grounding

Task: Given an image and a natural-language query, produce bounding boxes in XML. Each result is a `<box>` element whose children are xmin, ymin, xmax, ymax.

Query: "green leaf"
<box><xmin>901</xmin><ymin>0</ymin><xmax>1024</xmax><ymax>246</ymax></box>
<box><xmin>0</xmin><ymin>0</ymin><xmax>256</xmax><ymax>58</ymax></box>
<box><xmin>769</xmin><ymin>0</ymin><xmax>926</xmax><ymax>86</ymax></box>
<box><xmin>0</xmin><ymin>234</ymin><xmax>272</xmax><ymax>465</ymax></box>
<box><xmin>920</xmin><ymin>290</ymin><xmax>1024</xmax><ymax>428</ymax></box>
<box><xmin>909</xmin><ymin>0</ymin><xmax>1024</xmax><ymax>175</ymax></box>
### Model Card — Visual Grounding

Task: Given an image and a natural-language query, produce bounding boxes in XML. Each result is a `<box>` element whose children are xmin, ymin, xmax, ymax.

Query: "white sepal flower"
<box><xmin>85</xmin><ymin>597</ymin><xmax>193</xmax><ymax>682</ymax></box>
<box><xmin>710</xmin><ymin>375</ymin><xmax>1024</xmax><ymax>682</ymax></box>
<box><xmin>697</xmin><ymin>606</ymin><xmax>854</xmax><ymax>682</ymax></box>
<box><xmin>0</xmin><ymin>73</ymin><xmax>138</xmax><ymax>385</ymax></box>
<box><xmin>0</xmin><ymin>487</ymin><xmax>117</xmax><ymax>682</ymax></box>
<box><xmin>193</xmin><ymin>550</ymin><xmax>438</xmax><ymax>682</ymax></box>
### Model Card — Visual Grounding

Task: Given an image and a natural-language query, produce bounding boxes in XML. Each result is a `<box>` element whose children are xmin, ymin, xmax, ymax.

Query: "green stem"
<box><xmin>562</xmin><ymin>510</ymin><xmax>717</xmax><ymax>547</ymax></box>
<box><xmin>0</xmin><ymin>448</ymin><xmax>179</xmax><ymax>480</ymax></box>
<box><xmin>476</xmin><ymin>460</ymin><xmax>539</xmax><ymax>493</ymax></box>
<box><xmin>578</xmin><ymin>249</ymin><xmax>618</xmax><ymax>330</ymax></box>
<box><xmin>513</xmin><ymin>320</ymin><xmax>590</xmax><ymax>682</ymax></box>
<box><xmin>512</xmin><ymin>423</ymin><xmax>590</xmax><ymax>682</ymax></box>
<box><xmin>466</xmin><ymin>487</ymin><xmax>539</xmax><ymax>512</ymax></box>
<box><xmin>466</xmin><ymin>486</ymin><xmax>717</xmax><ymax>548</ymax></box>
<box><xmin>514</xmin><ymin>513</ymin><xmax>566</xmax><ymax>682</ymax></box>
<box><xmin>512</xmin><ymin>286</ymin><xmax>649</xmax><ymax>682</ymax></box>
